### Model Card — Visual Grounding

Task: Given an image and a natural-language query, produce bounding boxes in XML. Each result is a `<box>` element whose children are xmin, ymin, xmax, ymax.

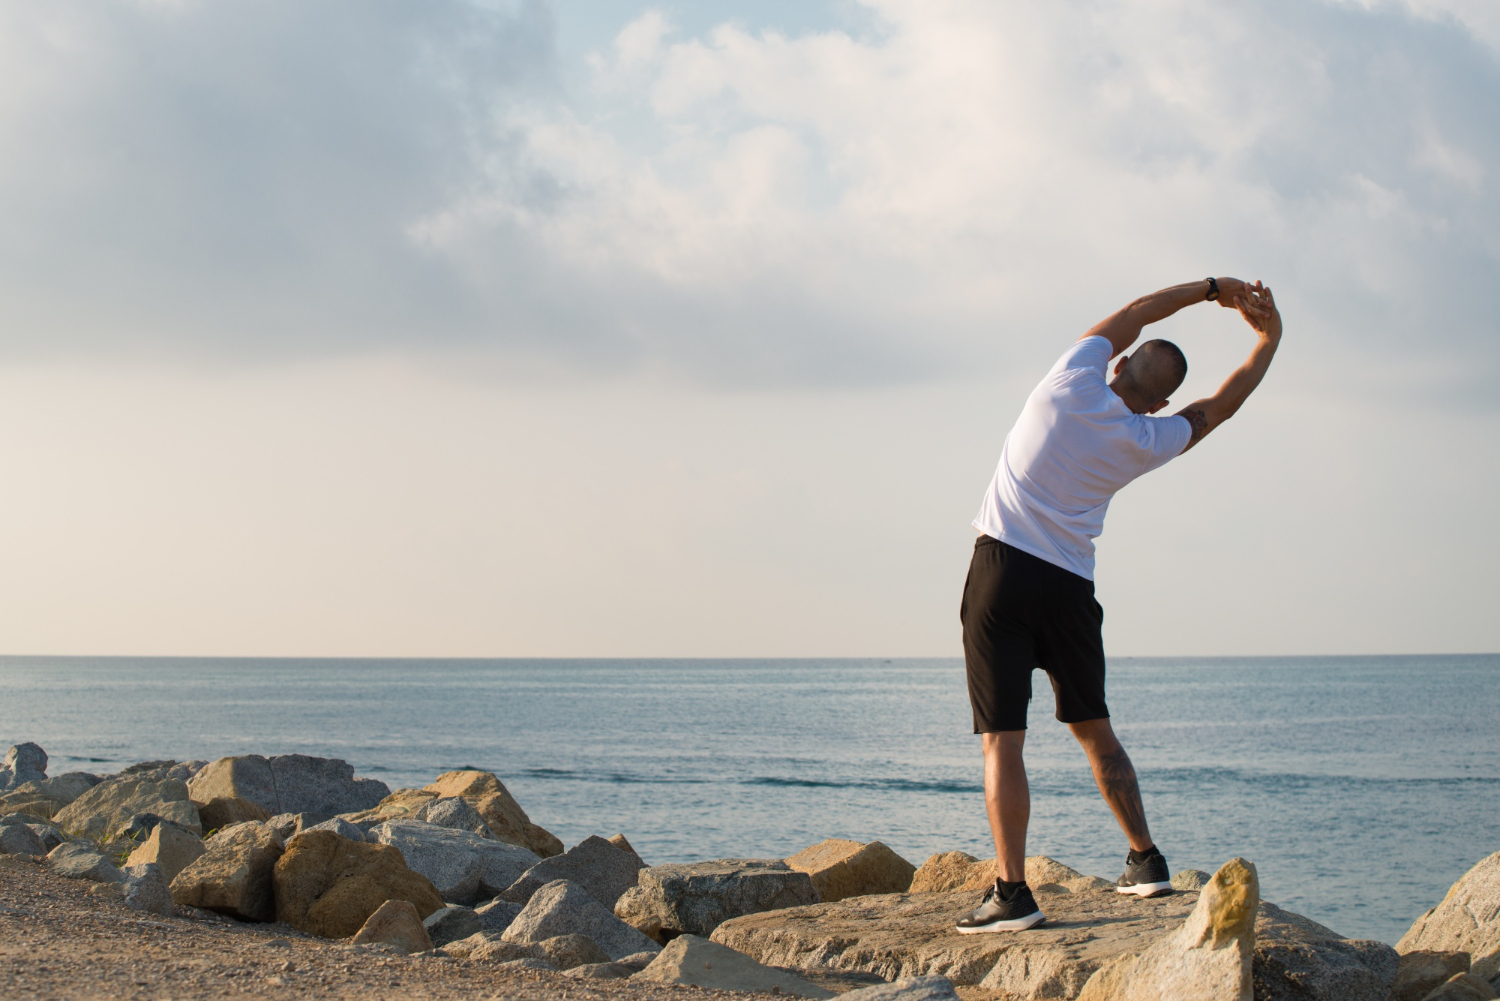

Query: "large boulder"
<box><xmin>786</xmin><ymin>839</ymin><xmax>917</xmax><ymax>902</ymax></box>
<box><xmin>1</xmin><ymin>743</ymin><xmax>47</xmax><ymax>791</ymax></box>
<box><xmin>125</xmin><ymin>821</ymin><xmax>206</xmax><ymax>883</ymax></box>
<box><xmin>1391</xmin><ymin>951</ymin><xmax>1477</xmax><ymax>1001</ymax></box>
<box><xmin>196</xmin><ymin>797</ymin><xmax>271</xmax><ymax>833</ymax></box>
<box><xmin>713</xmin><ymin>871</ymin><xmax>1198</xmax><ymax>991</ymax></box>
<box><xmin>369</xmin><ymin>819</ymin><xmax>539</xmax><ymax>905</ymax></box>
<box><xmin>503</xmin><ymin>879</ymin><xmax>662</xmax><ymax>960</ymax></box>
<box><xmin>615</xmin><ymin>859</ymin><xmax>819</xmax><ymax>941</ymax></box>
<box><xmin>501</xmin><ymin>835</ymin><xmax>646</xmax><ymax>908</ymax></box>
<box><xmin>476</xmin><ymin>898</ymin><xmax>523</xmax><ymax>933</ymax></box>
<box><xmin>424</xmin><ymin>770</ymin><xmax>563</xmax><ymax>857</ymax></box>
<box><xmin>271</xmin><ymin>829</ymin><xmax>444</xmax><ymax>938</ymax></box>
<box><xmin>424</xmin><ymin>905</ymin><xmax>482</xmax><ymax>946</ymax></box>
<box><xmin>0</xmin><ymin>823</ymin><xmax>47</xmax><ymax>856</ymax></box>
<box><xmin>1075</xmin><ymin>858</ymin><xmax>1259</xmax><ymax>1000</ymax></box>
<box><xmin>53</xmin><ymin>774</ymin><xmax>201</xmax><ymax>839</ymax></box>
<box><xmin>412</xmin><ymin>797</ymin><xmax>492</xmax><ymax>838</ymax></box>
<box><xmin>1420</xmin><ymin>972</ymin><xmax>1500</xmax><ymax>1000</ymax></box>
<box><xmin>187</xmin><ymin>755</ymin><xmax>388</xmax><ymax>822</ymax></box>
<box><xmin>351</xmin><ymin>899</ymin><xmax>433</xmax><ymax>954</ymax></box>
<box><xmin>120</xmin><ymin>863</ymin><xmax>174</xmax><ymax>916</ymax></box>
<box><xmin>534</xmin><ymin>933</ymin><xmax>613</xmax><ymax>970</ymax></box>
<box><xmin>1399</xmin><ymin>852</ymin><xmax>1500</xmax><ymax>984</ymax></box>
<box><xmin>0</xmin><ymin>772</ymin><xmax>100</xmax><ymax>820</ymax></box>
<box><xmin>169</xmin><ymin>820</ymin><xmax>285</xmax><ymax>921</ymax></box>
<box><xmin>633</xmin><ymin>934</ymin><xmax>834</xmax><ymax>998</ymax></box>
<box><xmin>1252</xmin><ymin>899</ymin><xmax>1398</xmax><ymax>1001</ymax></box>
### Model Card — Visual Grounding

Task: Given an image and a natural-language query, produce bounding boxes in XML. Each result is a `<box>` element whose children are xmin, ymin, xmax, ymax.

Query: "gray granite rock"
<box><xmin>424</xmin><ymin>905</ymin><xmax>482</xmax><ymax>946</ymax></box>
<box><xmin>833</xmin><ymin>975</ymin><xmax>960</xmax><ymax>1001</ymax></box>
<box><xmin>1171</xmin><ymin>869</ymin><xmax>1211</xmax><ymax>891</ymax></box>
<box><xmin>2</xmin><ymin>743</ymin><xmax>47</xmax><ymax>790</ymax></box>
<box><xmin>27</xmin><ymin>824</ymin><xmax>65</xmax><ymax>853</ymax></box>
<box><xmin>187</xmin><ymin>755</ymin><xmax>389</xmax><ymax>822</ymax></box>
<box><xmin>413</xmin><ymin>797</ymin><xmax>492</xmax><ymax>838</ymax></box>
<box><xmin>52</xmin><ymin>774</ymin><xmax>201</xmax><ymax>839</ymax></box>
<box><xmin>503</xmin><ymin>879</ymin><xmax>661</xmax><ymax>960</ymax></box>
<box><xmin>534</xmin><ymin>933</ymin><xmax>612</xmax><ymax>970</ymax></box>
<box><xmin>48</xmin><ymin>841</ymin><xmax>126</xmax><ymax>883</ymax></box>
<box><xmin>35</xmin><ymin>772</ymin><xmax>100</xmax><ymax>804</ymax></box>
<box><xmin>1399</xmin><ymin>851</ymin><xmax>1500</xmax><ymax>985</ymax></box>
<box><xmin>306</xmin><ymin>817</ymin><xmax>366</xmax><ymax>841</ymax></box>
<box><xmin>1253</xmin><ymin>900</ymin><xmax>1399</xmax><ymax>1001</ymax></box>
<box><xmin>615</xmin><ymin>858</ymin><xmax>818</xmax><ymax>940</ymax></box>
<box><xmin>632</xmin><ymin>934</ymin><xmax>833</xmax><ymax>998</ymax></box>
<box><xmin>503</xmin><ymin>835</ymin><xmax>646</xmax><ymax>909</ymax></box>
<box><xmin>0</xmin><ymin>823</ymin><xmax>46</xmax><ymax>855</ymax></box>
<box><xmin>476</xmin><ymin>898</ymin><xmax>523</xmax><ymax>933</ymax></box>
<box><xmin>121</xmin><ymin>863</ymin><xmax>174</xmax><ymax>915</ymax></box>
<box><xmin>370</xmin><ymin>820</ymin><xmax>539</xmax><ymax>905</ymax></box>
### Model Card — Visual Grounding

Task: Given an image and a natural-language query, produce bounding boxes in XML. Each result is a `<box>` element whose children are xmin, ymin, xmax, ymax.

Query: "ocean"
<box><xmin>1</xmin><ymin>654</ymin><xmax>1495</xmax><ymax>945</ymax></box>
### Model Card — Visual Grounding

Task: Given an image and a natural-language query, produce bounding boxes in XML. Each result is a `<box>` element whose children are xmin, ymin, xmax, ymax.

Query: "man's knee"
<box><xmin>982</xmin><ymin>730</ymin><xmax>1026</xmax><ymax>757</ymax></box>
<box><xmin>1068</xmin><ymin>717</ymin><xmax>1122</xmax><ymax>754</ymax></box>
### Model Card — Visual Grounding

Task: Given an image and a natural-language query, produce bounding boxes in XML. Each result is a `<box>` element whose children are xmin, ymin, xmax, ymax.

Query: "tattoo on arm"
<box><xmin>1180</xmin><ymin>407</ymin><xmax>1208</xmax><ymax>451</ymax></box>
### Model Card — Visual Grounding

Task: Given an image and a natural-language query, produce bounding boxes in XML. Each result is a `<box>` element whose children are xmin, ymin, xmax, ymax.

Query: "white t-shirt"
<box><xmin>972</xmin><ymin>336</ymin><xmax>1193</xmax><ymax>580</ymax></box>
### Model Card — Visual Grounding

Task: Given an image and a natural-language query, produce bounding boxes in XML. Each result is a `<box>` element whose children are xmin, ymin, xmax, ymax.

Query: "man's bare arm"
<box><xmin>1082</xmin><ymin>278</ymin><xmax>1249</xmax><ymax>357</ymax></box>
<box><xmin>1177</xmin><ymin>283</ymin><xmax>1282</xmax><ymax>452</ymax></box>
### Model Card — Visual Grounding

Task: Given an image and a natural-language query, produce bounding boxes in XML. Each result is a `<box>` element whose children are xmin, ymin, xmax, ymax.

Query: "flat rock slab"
<box><xmin>711</xmin><ymin>885</ymin><xmax>1198</xmax><ymax>992</ymax></box>
<box><xmin>616</xmin><ymin>858</ymin><xmax>818</xmax><ymax>940</ymax></box>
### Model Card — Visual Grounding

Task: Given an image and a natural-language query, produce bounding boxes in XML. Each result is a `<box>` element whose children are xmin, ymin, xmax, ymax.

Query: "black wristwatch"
<box><xmin>1205</xmin><ymin>277</ymin><xmax>1220</xmax><ymax>301</ymax></box>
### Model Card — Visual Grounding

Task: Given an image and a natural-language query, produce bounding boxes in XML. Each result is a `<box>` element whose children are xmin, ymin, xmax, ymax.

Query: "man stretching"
<box><xmin>955</xmin><ymin>278</ymin><xmax>1282</xmax><ymax>932</ymax></box>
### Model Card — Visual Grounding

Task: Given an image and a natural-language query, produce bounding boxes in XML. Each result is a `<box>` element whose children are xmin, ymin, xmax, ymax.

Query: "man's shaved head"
<box><xmin>1117</xmin><ymin>339</ymin><xmax>1188</xmax><ymax>405</ymax></box>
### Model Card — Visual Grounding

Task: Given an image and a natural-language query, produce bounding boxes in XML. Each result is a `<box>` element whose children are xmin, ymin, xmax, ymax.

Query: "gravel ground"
<box><xmin>0</xmin><ymin>855</ymin><xmax>807</xmax><ymax>1001</ymax></box>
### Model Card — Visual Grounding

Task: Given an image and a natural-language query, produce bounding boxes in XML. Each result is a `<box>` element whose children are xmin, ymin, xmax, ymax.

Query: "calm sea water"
<box><xmin>1</xmin><ymin>655</ymin><xmax>1495</xmax><ymax>944</ymax></box>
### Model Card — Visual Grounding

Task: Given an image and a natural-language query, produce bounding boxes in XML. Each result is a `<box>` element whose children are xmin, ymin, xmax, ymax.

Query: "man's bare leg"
<box><xmin>981</xmin><ymin>731</ymin><xmax>1028</xmax><ymax>882</ymax></box>
<box><xmin>1068</xmin><ymin>717</ymin><xmax>1153</xmax><ymax>850</ymax></box>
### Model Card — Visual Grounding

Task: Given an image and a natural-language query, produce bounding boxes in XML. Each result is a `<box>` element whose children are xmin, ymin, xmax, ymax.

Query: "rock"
<box><xmin>187</xmin><ymin>755</ymin><xmax>389</xmax><ymax>822</ymax></box>
<box><xmin>616</xmin><ymin>950</ymin><xmax>661</xmax><ymax>971</ymax></box>
<box><xmin>1392</xmin><ymin>952</ymin><xmax>1475</xmax><ymax>1001</ymax></box>
<box><xmin>169</xmin><ymin>820</ymin><xmax>285</xmax><ymax>921</ymax></box>
<box><xmin>2</xmin><ymin>743</ymin><xmax>47</xmax><ymax>789</ymax></box>
<box><xmin>48</xmin><ymin>841</ymin><xmax>126</xmax><ymax>883</ymax></box>
<box><xmin>615</xmin><ymin>858</ymin><xmax>819</xmax><ymax>941</ymax></box>
<box><xmin>33</xmin><ymin>772</ymin><xmax>100</xmax><ymax>805</ymax></box>
<box><xmin>422</xmin><ymin>770</ymin><xmax>563</xmax><ymax>857</ymax></box>
<box><xmin>470</xmin><ymin>938</ymin><xmax>545</xmax><ymax>964</ymax></box>
<box><xmin>369</xmin><ymin>819</ymin><xmax>539</xmax><ymax>904</ymax></box>
<box><xmin>267</xmin><ymin>813</ymin><xmax>304</xmax><ymax>839</ymax></box>
<box><xmin>501</xmin><ymin>835</ymin><xmax>646</xmax><ymax>908</ymax></box>
<box><xmin>424</xmin><ymin>905</ymin><xmax>482</xmax><ymax>947</ymax></box>
<box><xmin>909</xmin><ymin>851</ymin><xmax>1108</xmax><ymax>894</ymax></box>
<box><xmin>27</xmin><ymin>824</ymin><xmax>65</xmax><ymax>853</ymax></box>
<box><xmin>53</xmin><ymin>774</ymin><xmax>201</xmax><ymax>839</ymax></box>
<box><xmin>1174</xmin><ymin>869</ymin><xmax>1212</xmax><ymax>891</ymax></box>
<box><xmin>120</xmin><ymin>863</ymin><xmax>174</xmax><ymax>915</ymax></box>
<box><xmin>476</xmin><ymin>898</ymin><xmax>522</xmax><ymax>933</ymax></box>
<box><xmin>351</xmin><ymin>899</ymin><xmax>434</xmax><ymax>955</ymax></box>
<box><xmin>1074</xmin><ymin>858</ymin><xmax>1258</xmax><ymax>1001</ymax></box>
<box><xmin>125</xmin><ymin>820</ymin><xmax>206</xmax><ymax>883</ymax></box>
<box><xmin>504</xmin><ymin>879</ymin><xmax>661</xmax><ymax>960</ymax></box>
<box><xmin>1421</xmin><ymin>973</ymin><xmax>1500</xmax><ymax>1001</ymax></box>
<box><xmin>632</xmin><ymin>934</ymin><xmax>834</xmax><ymax>998</ymax></box>
<box><xmin>0</xmin><ymin>823</ymin><xmax>46</xmax><ymax>855</ymax></box>
<box><xmin>495</xmin><ymin>957</ymin><xmax>559</xmax><ymax>972</ymax></box>
<box><xmin>609</xmin><ymin>834</ymin><xmax>645</xmax><ymax>866</ymax></box>
<box><xmin>305</xmin><ymin>817</ymin><xmax>366</xmax><ymax>842</ymax></box>
<box><xmin>413</xmin><ymin>797</ymin><xmax>492</xmax><ymax>838</ymax></box>
<box><xmin>115</xmin><ymin>813</ymin><xmax>170</xmax><ymax>844</ymax></box>
<box><xmin>1392</xmin><ymin>954</ymin><xmax>1476</xmax><ymax>1001</ymax></box>
<box><xmin>166</xmin><ymin>760</ymin><xmax>208</xmax><ymax>782</ymax></box>
<box><xmin>712</xmin><ymin>872</ymin><xmax>1200</xmax><ymax>991</ymax></box>
<box><xmin>1252</xmin><ymin>899</ymin><xmax>1398</xmax><ymax>1001</ymax></box>
<box><xmin>534</xmin><ymin>933</ymin><xmax>612</xmax><ymax>970</ymax></box>
<box><xmin>1399</xmin><ymin>852</ymin><xmax>1500</xmax><ymax>983</ymax></box>
<box><xmin>196</xmin><ymin>797</ymin><xmax>271</xmax><ymax>832</ymax></box>
<box><xmin>785</xmin><ymin>839</ymin><xmax>917</xmax><ymax>902</ymax></box>
<box><xmin>566</xmin><ymin>962</ymin><xmax>634</xmax><ymax>979</ymax></box>
<box><xmin>122</xmin><ymin>760</ymin><xmax>177</xmax><ymax>777</ymax></box>
<box><xmin>839</xmin><ymin>975</ymin><xmax>962</xmax><ymax>1001</ymax></box>
<box><xmin>442</xmin><ymin>931</ymin><xmax>499</xmax><ymax>958</ymax></box>
<box><xmin>271</xmin><ymin>829</ymin><xmax>444</xmax><ymax>938</ymax></box>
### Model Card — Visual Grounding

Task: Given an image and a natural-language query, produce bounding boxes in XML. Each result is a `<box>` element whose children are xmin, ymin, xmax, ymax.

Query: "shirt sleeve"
<box><xmin>1054</xmin><ymin>335</ymin><xmax>1112</xmax><ymax>375</ymax></box>
<box><xmin>1138</xmin><ymin>414</ymin><xmax>1194</xmax><ymax>473</ymax></box>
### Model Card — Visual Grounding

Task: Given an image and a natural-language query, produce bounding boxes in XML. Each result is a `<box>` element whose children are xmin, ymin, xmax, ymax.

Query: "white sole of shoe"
<box><xmin>1116</xmin><ymin>881</ymin><xmax>1174</xmax><ymax>897</ymax></box>
<box><xmin>954</xmin><ymin>910</ymin><xmax>1046</xmax><ymax>933</ymax></box>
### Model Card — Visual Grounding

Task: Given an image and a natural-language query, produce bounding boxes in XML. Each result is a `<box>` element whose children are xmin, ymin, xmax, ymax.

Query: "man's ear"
<box><xmin>1147</xmin><ymin>399</ymin><xmax>1169</xmax><ymax>415</ymax></box>
<box><xmin>1113</xmin><ymin>354</ymin><xmax>1130</xmax><ymax>376</ymax></box>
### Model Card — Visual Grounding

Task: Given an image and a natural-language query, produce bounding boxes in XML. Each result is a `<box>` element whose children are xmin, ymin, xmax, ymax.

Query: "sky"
<box><xmin>0</xmin><ymin>0</ymin><xmax>1496</xmax><ymax>657</ymax></box>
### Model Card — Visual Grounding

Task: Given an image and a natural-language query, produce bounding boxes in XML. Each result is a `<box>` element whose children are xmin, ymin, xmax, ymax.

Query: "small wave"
<box><xmin>520</xmin><ymin>767</ymin><xmax>979</xmax><ymax>795</ymax></box>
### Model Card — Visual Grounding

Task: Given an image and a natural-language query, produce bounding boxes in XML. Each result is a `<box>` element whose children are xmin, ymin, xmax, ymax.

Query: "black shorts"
<box><xmin>960</xmin><ymin>534</ymin><xmax>1109</xmax><ymax>732</ymax></box>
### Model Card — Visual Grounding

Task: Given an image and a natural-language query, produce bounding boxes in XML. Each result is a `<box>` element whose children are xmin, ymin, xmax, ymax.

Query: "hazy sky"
<box><xmin>1</xmin><ymin>0</ymin><xmax>1496</xmax><ymax>657</ymax></box>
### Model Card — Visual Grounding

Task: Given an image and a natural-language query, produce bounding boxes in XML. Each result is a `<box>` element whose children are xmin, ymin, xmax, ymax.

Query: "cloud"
<box><xmin>1</xmin><ymin>0</ymin><xmax>1496</xmax><ymax>395</ymax></box>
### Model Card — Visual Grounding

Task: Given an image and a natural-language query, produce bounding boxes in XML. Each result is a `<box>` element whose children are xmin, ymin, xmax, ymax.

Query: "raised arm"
<box><xmin>1176</xmin><ymin>283</ymin><xmax>1283</xmax><ymax>453</ymax></box>
<box><xmin>1082</xmin><ymin>278</ymin><xmax>1249</xmax><ymax>357</ymax></box>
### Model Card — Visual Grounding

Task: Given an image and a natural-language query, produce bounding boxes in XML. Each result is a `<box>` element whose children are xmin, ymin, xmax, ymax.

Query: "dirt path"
<box><xmin>0</xmin><ymin>855</ymin><xmax>792</xmax><ymax>1001</ymax></box>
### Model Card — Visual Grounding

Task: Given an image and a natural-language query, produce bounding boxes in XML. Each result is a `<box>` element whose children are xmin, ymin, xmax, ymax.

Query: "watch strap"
<box><xmin>1205</xmin><ymin>277</ymin><xmax>1220</xmax><ymax>301</ymax></box>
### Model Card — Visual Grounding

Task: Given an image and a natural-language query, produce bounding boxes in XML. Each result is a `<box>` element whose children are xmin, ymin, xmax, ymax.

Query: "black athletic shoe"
<box><xmin>1116</xmin><ymin>848</ymin><xmax>1173</xmax><ymax>897</ymax></box>
<box><xmin>954</xmin><ymin>880</ymin><xmax>1045</xmax><ymax>933</ymax></box>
